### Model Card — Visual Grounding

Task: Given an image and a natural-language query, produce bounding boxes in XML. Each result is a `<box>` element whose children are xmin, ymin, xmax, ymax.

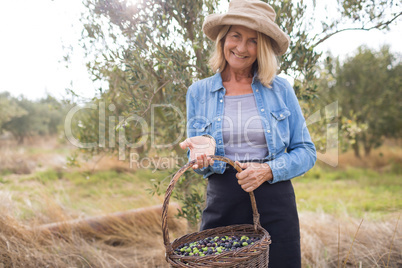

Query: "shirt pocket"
<box><xmin>270</xmin><ymin>108</ymin><xmax>291</xmax><ymax>145</ymax></box>
<box><xmin>191</xmin><ymin>120</ymin><xmax>212</xmax><ymax>136</ymax></box>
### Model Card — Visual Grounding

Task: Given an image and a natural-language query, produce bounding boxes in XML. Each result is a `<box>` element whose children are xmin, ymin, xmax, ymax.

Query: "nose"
<box><xmin>237</xmin><ymin>40</ymin><xmax>247</xmax><ymax>53</ymax></box>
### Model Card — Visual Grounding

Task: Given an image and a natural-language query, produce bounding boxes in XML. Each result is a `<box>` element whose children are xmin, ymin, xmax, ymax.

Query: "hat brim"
<box><xmin>203</xmin><ymin>13</ymin><xmax>290</xmax><ymax>56</ymax></box>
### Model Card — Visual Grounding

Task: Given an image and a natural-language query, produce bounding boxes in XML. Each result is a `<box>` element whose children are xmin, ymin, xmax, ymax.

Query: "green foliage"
<box><xmin>71</xmin><ymin>0</ymin><xmax>400</xmax><ymax>225</ymax></box>
<box><xmin>0</xmin><ymin>94</ymin><xmax>71</xmax><ymax>143</ymax></box>
<box><xmin>318</xmin><ymin>46</ymin><xmax>402</xmax><ymax>156</ymax></box>
<box><xmin>175</xmin><ymin>190</ymin><xmax>205</xmax><ymax>228</ymax></box>
<box><xmin>0</xmin><ymin>92</ymin><xmax>27</xmax><ymax>133</ymax></box>
<box><xmin>147</xmin><ymin>168</ymin><xmax>206</xmax><ymax>228</ymax></box>
<box><xmin>173</xmin><ymin>171</ymin><xmax>207</xmax><ymax>228</ymax></box>
<box><xmin>66</xmin><ymin>151</ymin><xmax>81</xmax><ymax>168</ymax></box>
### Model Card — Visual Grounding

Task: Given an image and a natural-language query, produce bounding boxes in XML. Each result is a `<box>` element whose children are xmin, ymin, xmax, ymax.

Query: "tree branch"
<box><xmin>314</xmin><ymin>12</ymin><xmax>402</xmax><ymax>47</ymax></box>
<box><xmin>139</xmin><ymin>80</ymin><xmax>170</xmax><ymax>118</ymax></box>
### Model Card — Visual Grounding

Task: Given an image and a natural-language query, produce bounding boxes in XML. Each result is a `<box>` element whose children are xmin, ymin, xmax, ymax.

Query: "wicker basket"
<box><xmin>162</xmin><ymin>155</ymin><xmax>271</xmax><ymax>267</ymax></box>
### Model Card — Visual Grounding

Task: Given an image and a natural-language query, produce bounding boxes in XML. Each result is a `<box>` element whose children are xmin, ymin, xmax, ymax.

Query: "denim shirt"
<box><xmin>186</xmin><ymin>72</ymin><xmax>317</xmax><ymax>184</ymax></box>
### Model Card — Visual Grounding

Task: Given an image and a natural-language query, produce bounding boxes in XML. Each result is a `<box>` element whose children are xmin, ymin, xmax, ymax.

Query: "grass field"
<box><xmin>0</xmin><ymin>136</ymin><xmax>401</xmax><ymax>267</ymax></box>
<box><xmin>294</xmin><ymin>165</ymin><xmax>401</xmax><ymax>219</ymax></box>
<box><xmin>2</xmin><ymin>162</ymin><xmax>400</xmax><ymax>223</ymax></box>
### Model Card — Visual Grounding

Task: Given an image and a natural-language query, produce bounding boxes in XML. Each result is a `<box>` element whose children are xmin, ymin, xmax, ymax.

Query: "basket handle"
<box><xmin>161</xmin><ymin>155</ymin><xmax>261</xmax><ymax>256</ymax></box>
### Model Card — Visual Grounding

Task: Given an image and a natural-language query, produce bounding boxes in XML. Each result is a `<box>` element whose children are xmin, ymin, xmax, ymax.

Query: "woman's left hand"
<box><xmin>235</xmin><ymin>162</ymin><xmax>273</xmax><ymax>192</ymax></box>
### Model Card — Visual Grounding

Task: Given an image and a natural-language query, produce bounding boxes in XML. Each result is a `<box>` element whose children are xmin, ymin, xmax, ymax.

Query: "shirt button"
<box><xmin>219</xmin><ymin>140</ymin><xmax>222</xmax><ymax>144</ymax></box>
<box><xmin>256</xmin><ymin>89</ymin><xmax>259</xmax><ymax>92</ymax></box>
<box><xmin>218</xmin><ymin>118</ymin><xmax>221</xmax><ymax>121</ymax></box>
<box><xmin>261</xmin><ymin>109</ymin><xmax>265</xmax><ymax>112</ymax></box>
<box><xmin>280</xmin><ymin>114</ymin><xmax>284</xmax><ymax>117</ymax></box>
<box><xmin>220</xmin><ymin>99</ymin><xmax>223</xmax><ymax>102</ymax></box>
<box><xmin>267</xmin><ymin>130</ymin><xmax>271</xmax><ymax>133</ymax></box>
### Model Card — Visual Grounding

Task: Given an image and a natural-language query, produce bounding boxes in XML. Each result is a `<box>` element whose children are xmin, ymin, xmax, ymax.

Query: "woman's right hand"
<box><xmin>179</xmin><ymin>136</ymin><xmax>215</xmax><ymax>170</ymax></box>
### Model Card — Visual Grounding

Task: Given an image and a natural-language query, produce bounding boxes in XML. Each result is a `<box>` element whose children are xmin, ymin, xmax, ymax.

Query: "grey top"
<box><xmin>222</xmin><ymin>93</ymin><xmax>269</xmax><ymax>161</ymax></box>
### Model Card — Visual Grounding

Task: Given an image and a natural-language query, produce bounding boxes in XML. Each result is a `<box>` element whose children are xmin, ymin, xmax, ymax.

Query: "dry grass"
<box><xmin>0</xmin><ymin>197</ymin><xmax>187</xmax><ymax>268</ymax></box>
<box><xmin>78</xmin><ymin>154</ymin><xmax>133</xmax><ymax>173</ymax></box>
<box><xmin>0</xmin><ymin>136</ymin><xmax>131</xmax><ymax>176</ymax></box>
<box><xmin>337</xmin><ymin>139</ymin><xmax>402</xmax><ymax>172</ymax></box>
<box><xmin>1</xmin><ymin>136</ymin><xmax>401</xmax><ymax>267</ymax></box>
<box><xmin>300</xmin><ymin>212</ymin><xmax>401</xmax><ymax>267</ymax></box>
<box><xmin>0</xmin><ymin>136</ymin><xmax>70</xmax><ymax>175</ymax></box>
<box><xmin>0</xmin><ymin>201</ymin><xmax>400</xmax><ymax>267</ymax></box>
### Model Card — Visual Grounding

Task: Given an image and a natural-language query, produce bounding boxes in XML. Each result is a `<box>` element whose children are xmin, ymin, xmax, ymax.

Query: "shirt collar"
<box><xmin>210</xmin><ymin>70</ymin><xmax>259</xmax><ymax>93</ymax></box>
<box><xmin>210</xmin><ymin>72</ymin><xmax>224</xmax><ymax>92</ymax></box>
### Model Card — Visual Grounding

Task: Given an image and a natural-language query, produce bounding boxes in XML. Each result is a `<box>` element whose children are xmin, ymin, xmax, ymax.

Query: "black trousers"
<box><xmin>200</xmin><ymin>165</ymin><xmax>301</xmax><ymax>268</ymax></box>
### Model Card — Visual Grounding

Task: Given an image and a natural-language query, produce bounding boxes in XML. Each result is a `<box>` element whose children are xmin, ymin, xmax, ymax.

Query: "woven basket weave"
<box><xmin>162</xmin><ymin>155</ymin><xmax>271</xmax><ymax>267</ymax></box>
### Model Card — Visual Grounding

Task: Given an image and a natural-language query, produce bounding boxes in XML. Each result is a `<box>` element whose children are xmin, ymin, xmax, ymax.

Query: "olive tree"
<box><xmin>68</xmin><ymin>0</ymin><xmax>400</xmax><ymax>226</ymax></box>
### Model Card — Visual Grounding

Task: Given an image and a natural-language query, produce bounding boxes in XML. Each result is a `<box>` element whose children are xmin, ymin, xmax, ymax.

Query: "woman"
<box><xmin>179</xmin><ymin>0</ymin><xmax>316</xmax><ymax>267</ymax></box>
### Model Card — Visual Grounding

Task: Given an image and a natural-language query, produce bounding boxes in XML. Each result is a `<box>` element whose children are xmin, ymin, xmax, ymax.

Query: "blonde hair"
<box><xmin>208</xmin><ymin>26</ymin><xmax>278</xmax><ymax>88</ymax></box>
<box><xmin>256</xmin><ymin>31</ymin><xmax>278</xmax><ymax>87</ymax></box>
<box><xmin>208</xmin><ymin>25</ymin><xmax>231</xmax><ymax>74</ymax></box>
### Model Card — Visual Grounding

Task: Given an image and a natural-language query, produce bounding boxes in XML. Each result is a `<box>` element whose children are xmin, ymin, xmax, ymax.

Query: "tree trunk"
<box><xmin>361</xmin><ymin>133</ymin><xmax>372</xmax><ymax>157</ymax></box>
<box><xmin>17</xmin><ymin>135</ymin><xmax>24</xmax><ymax>145</ymax></box>
<box><xmin>352</xmin><ymin>141</ymin><xmax>360</xmax><ymax>158</ymax></box>
<box><xmin>364</xmin><ymin>146</ymin><xmax>371</xmax><ymax>156</ymax></box>
<box><xmin>35</xmin><ymin>203</ymin><xmax>181</xmax><ymax>234</ymax></box>
<box><xmin>364</xmin><ymin>140</ymin><xmax>373</xmax><ymax>156</ymax></box>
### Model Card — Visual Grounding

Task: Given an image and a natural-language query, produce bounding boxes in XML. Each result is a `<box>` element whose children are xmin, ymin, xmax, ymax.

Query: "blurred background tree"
<box><xmin>0</xmin><ymin>92</ymin><xmax>27</xmax><ymax>135</ymax></box>
<box><xmin>67</xmin><ymin>0</ymin><xmax>401</xmax><ymax>227</ymax></box>
<box><xmin>0</xmin><ymin>94</ymin><xmax>70</xmax><ymax>144</ymax></box>
<box><xmin>318</xmin><ymin>46</ymin><xmax>402</xmax><ymax>157</ymax></box>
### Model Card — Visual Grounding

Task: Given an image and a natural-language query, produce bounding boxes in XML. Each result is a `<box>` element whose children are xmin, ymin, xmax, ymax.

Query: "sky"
<box><xmin>0</xmin><ymin>0</ymin><xmax>401</xmax><ymax>101</ymax></box>
<box><xmin>0</xmin><ymin>0</ymin><xmax>96</xmax><ymax>101</ymax></box>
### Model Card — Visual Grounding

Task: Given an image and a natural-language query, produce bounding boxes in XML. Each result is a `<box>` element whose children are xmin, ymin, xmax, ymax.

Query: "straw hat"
<box><xmin>202</xmin><ymin>0</ymin><xmax>290</xmax><ymax>55</ymax></box>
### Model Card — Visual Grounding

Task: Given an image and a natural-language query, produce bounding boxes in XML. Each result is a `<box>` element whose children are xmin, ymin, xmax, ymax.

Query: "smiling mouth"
<box><xmin>232</xmin><ymin>51</ymin><xmax>247</xmax><ymax>59</ymax></box>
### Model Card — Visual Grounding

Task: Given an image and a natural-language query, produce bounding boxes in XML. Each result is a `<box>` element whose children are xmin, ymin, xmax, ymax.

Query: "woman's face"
<box><xmin>223</xmin><ymin>25</ymin><xmax>258</xmax><ymax>73</ymax></box>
